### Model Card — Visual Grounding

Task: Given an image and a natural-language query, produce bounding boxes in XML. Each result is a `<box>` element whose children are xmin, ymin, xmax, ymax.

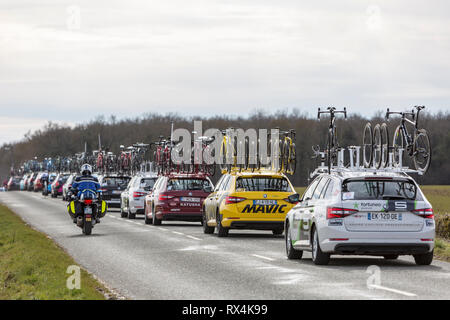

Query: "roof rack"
<box><xmin>310</xmin><ymin>146</ymin><xmax>424</xmax><ymax>179</ymax></box>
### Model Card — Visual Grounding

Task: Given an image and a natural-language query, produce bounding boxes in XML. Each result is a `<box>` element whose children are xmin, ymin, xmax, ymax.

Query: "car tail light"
<box><xmin>100</xmin><ymin>188</ymin><xmax>107</xmax><ymax>192</ymax></box>
<box><xmin>327</xmin><ymin>207</ymin><xmax>358</xmax><ymax>219</ymax></box>
<box><xmin>225</xmin><ymin>196</ymin><xmax>247</xmax><ymax>204</ymax></box>
<box><xmin>133</xmin><ymin>192</ymin><xmax>147</xmax><ymax>199</ymax></box>
<box><xmin>159</xmin><ymin>193</ymin><xmax>174</xmax><ymax>201</ymax></box>
<box><xmin>412</xmin><ymin>208</ymin><xmax>434</xmax><ymax>219</ymax></box>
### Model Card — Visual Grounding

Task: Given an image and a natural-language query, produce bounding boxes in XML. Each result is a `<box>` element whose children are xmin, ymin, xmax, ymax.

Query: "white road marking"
<box><xmin>369</xmin><ymin>284</ymin><xmax>417</xmax><ymax>297</ymax></box>
<box><xmin>172</xmin><ymin>231</ymin><xmax>185</xmax><ymax>236</ymax></box>
<box><xmin>251</xmin><ymin>254</ymin><xmax>275</xmax><ymax>262</ymax></box>
<box><xmin>186</xmin><ymin>235</ymin><xmax>202</xmax><ymax>241</ymax></box>
<box><xmin>159</xmin><ymin>228</ymin><xmax>169</xmax><ymax>231</ymax></box>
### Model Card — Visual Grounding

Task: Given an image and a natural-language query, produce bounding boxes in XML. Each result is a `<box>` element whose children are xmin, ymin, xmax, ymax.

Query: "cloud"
<box><xmin>0</xmin><ymin>0</ymin><xmax>449</xmax><ymax>128</ymax></box>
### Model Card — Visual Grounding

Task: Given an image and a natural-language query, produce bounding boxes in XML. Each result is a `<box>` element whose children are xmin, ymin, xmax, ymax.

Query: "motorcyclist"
<box><xmin>70</xmin><ymin>164</ymin><xmax>102</xmax><ymax>223</ymax></box>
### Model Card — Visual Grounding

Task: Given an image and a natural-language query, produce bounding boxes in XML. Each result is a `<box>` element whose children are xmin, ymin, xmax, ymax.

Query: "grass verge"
<box><xmin>0</xmin><ymin>204</ymin><xmax>107</xmax><ymax>300</ymax></box>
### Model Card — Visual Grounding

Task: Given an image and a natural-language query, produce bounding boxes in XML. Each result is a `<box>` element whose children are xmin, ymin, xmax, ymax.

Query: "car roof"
<box><xmin>226</xmin><ymin>169</ymin><xmax>289</xmax><ymax>179</ymax></box>
<box><xmin>165</xmin><ymin>173</ymin><xmax>211</xmax><ymax>179</ymax></box>
<box><xmin>318</xmin><ymin>170</ymin><xmax>417</xmax><ymax>182</ymax></box>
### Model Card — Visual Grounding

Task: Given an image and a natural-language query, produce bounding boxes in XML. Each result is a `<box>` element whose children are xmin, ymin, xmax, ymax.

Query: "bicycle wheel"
<box><xmin>392</xmin><ymin>125</ymin><xmax>404</xmax><ymax>167</ymax></box>
<box><xmin>413</xmin><ymin>129</ymin><xmax>431</xmax><ymax>174</ymax></box>
<box><xmin>288</xmin><ymin>142</ymin><xmax>296</xmax><ymax>175</ymax></box>
<box><xmin>373</xmin><ymin>124</ymin><xmax>382</xmax><ymax>169</ymax></box>
<box><xmin>381</xmin><ymin>123</ymin><xmax>389</xmax><ymax>168</ymax></box>
<box><xmin>362</xmin><ymin>122</ymin><xmax>373</xmax><ymax>168</ymax></box>
<box><xmin>326</xmin><ymin>128</ymin><xmax>336</xmax><ymax>173</ymax></box>
<box><xmin>219</xmin><ymin>139</ymin><xmax>228</xmax><ymax>173</ymax></box>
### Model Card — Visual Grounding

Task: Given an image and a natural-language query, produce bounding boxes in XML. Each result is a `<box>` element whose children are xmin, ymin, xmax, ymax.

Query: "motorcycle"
<box><xmin>67</xmin><ymin>190</ymin><xmax>107</xmax><ymax>235</ymax></box>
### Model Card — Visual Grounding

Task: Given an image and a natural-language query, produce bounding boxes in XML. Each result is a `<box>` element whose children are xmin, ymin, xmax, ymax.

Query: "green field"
<box><xmin>0</xmin><ymin>205</ymin><xmax>108</xmax><ymax>300</ymax></box>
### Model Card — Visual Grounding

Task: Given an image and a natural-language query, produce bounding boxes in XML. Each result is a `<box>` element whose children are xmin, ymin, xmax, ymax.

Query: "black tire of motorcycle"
<box><xmin>83</xmin><ymin>219</ymin><xmax>92</xmax><ymax>235</ymax></box>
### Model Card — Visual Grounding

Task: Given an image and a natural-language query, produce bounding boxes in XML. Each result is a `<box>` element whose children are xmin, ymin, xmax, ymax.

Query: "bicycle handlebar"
<box><xmin>317</xmin><ymin>107</ymin><xmax>347</xmax><ymax>120</ymax></box>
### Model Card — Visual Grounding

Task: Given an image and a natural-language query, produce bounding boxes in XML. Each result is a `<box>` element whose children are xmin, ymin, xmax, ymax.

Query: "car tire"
<box><xmin>311</xmin><ymin>227</ymin><xmax>330</xmax><ymax>265</ymax></box>
<box><xmin>413</xmin><ymin>250</ymin><xmax>434</xmax><ymax>266</ymax></box>
<box><xmin>144</xmin><ymin>205</ymin><xmax>152</xmax><ymax>225</ymax></box>
<box><xmin>202</xmin><ymin>209</ymin><xmax>214</xmax><ymax>234</ymax></box>
<box><xmin>120</xmin><ymin>202</ymin><xmax>127</xmax><ymax>218</ymax></box>
<box><xmin>216</xmin><ymin>212</ymin><xmax>229</xmax><ymax>237</ymax></box>
<box><xmin>286</xmin><ymin>223</ymin><xmax>303</xmax><ymax>260</ymax></box>
<box><xmin>152</xmin><ymin>206</ymin><xmax>162</xmax><ymax>225</ymax></box>
<box><xmin>272</xmin><ymin>228</ymin><xmax>284</xmax><ymax>236</ymax></box>
<box><xmin>383</xmin><ymin>254</ymin><xmax>399</xmax><ymax>260</ymax></box>
<box><xmin>128</xmin><ymin>207</ymin><xmax>136</xmax><ymax>219</ymax></box>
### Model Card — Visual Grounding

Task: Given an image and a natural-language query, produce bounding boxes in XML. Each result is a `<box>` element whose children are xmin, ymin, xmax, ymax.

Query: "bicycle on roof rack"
<box><xmin>388</xmin><ymin>106</ymin><xmax>431</xmax><ymax>174</ymax></box>
<box><xmin>317</xmin><ymin>107</ymin><xmax>347</xmax><ymax>173</ymax></box>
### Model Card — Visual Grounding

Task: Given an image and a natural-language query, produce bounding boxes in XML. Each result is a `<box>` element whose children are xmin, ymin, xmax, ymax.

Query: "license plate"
<box><xmin>113</xmin><ymin>190</ymin><xmax>122</xmax><ymax>195</ymax></box>
<box><xmin>85</xmin><ymin>207</ymin><xmax>92</xmax><ymax>214</ymax></box>
<box><xmin>253</xmin><ymin>200</ymin><xmax>277</xmax><ymax>205</ymax></box>
<box><xmin>85</xmin><ymin>217</ymin><xmax>92</xmax><ymax>222</ymax></box>
<box><xmin>181</xmin><ymin>197</ymin><xmax>200</xmax><ymax>203</ymax></box>
<box><xmin>368</xmin><ymin>212</ymin><xmax>402</xmax><ymax>221</ymax></box>
<box><xmin>180</xmin><ymin>202</ymin><xmax>200</xmax><ymax>207</ymax></box>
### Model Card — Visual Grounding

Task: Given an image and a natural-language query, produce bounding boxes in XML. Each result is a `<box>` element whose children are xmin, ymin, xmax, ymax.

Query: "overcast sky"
<box><xmin>0</xmin><ymin>0</ymin><xmax>449</xmax><ymax>144</ymax></box>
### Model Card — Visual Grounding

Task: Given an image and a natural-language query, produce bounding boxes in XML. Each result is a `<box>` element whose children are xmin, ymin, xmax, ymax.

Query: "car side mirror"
<box><xmin>287</xmin><ymin>193</ymin><xmax>300</xmax><ymax>204</ymax></box>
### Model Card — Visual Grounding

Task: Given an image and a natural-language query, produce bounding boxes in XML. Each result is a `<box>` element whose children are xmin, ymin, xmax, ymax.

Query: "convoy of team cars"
<box><xmin>144</xmin><ymin>173</ymin><xmax>214</xmax><ymax>225</ymax></box>
<box><xmin>4</xmin><ymin>116</ymin><xmax>437</xmax><ymax>266</ymax></box>
<box><xmin>202</xmin><ymin>170</ymin><xmax>297</xmax><ymax>237</ymax></box>
<box><xmin>98</xmin><ymin>175</ymin><xmax>132</xmax><ymax>208</ymax></box>
<box><xmin>285</xmin><ymin>171</ymin><xmax>435</xmax><ymax>265</ymax></box>
<box><xmin>120</xmin><ymin>173</ymin><xmax>158</xmax><ymax>219</ymax></box>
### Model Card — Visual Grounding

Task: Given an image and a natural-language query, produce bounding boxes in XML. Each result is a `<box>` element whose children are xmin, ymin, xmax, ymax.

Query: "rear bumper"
<box><xmin>158</xmin><ymin>212</ymin><xmax>202</xmax><ymax>222</ymax></box>
<box><xmin>333</xmin><ymin>243</ymin><xmax>432</xmax><ymax>255</ymax></box>
<box><xmin>229</xmin><ymin>220</ymin><xmax>284</xmax><ymax>230</ymax></box>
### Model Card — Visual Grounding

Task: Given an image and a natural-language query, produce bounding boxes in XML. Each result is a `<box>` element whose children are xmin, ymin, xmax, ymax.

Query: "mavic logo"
<box><xmin>242</xmin><ymin>204</ymin><xmax>287</xmax><ymax>214</ymax></box>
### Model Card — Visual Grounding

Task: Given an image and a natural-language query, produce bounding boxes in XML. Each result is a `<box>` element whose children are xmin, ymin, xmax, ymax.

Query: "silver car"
<box><xmin>120</xmin><ymin>174</ymin><xmax>158</xmax><ymax>219</ymax></box>
<box><xmin>285</xmin><ymin>171</ymin><xmax>435</xmax><ymax>265</ymax></box>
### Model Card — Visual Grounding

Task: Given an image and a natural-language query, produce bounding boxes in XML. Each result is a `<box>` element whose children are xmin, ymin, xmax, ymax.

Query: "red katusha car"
<box><xmin>144</xmin><ymin>173</ymin><xmax>214</xmax><ymax>225</ymax></box>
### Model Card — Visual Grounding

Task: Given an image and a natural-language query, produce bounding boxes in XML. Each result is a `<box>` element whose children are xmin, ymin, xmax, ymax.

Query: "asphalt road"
<box><xmin>1</xmin><ymin>191</ymin><xmax>450</xmax><ymax>300</ymax></box>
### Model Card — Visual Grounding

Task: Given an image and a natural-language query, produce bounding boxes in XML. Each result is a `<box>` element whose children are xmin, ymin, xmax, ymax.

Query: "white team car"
<box><xmin>120</xmin><ymin>173</ymin><xmax>158</xmax><ymax>219</ymax></box>
<box><xmin>285</xmin><ymin>171</ymin><xmax>435</xmax><ymax>265</ymax></box>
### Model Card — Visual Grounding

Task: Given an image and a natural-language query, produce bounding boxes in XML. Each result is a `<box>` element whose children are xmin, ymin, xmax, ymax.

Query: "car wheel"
<box><xmin>128</xmin><ymin>207</ymin><xmax>136</xmax><ymax>219</ymax></box>
<box><xmin>216</xmin><ymin>211</ymin><xmax>229</xmax><ymax>237</ymax></box>
<box><xmin>152</xmin><ymin>205</ymin><xmax>162</xmax><ymax>225</ymax></box>
<box><xmin>144</xmin><ymin>205</ymin><xmax>152</xmax><ymax>225</ymax></box>
<box><xmin>286</xmin><ymin>223</ymin><xmax>303</xmax><ymax>260</ymax></box>
<box><xmin>202</xmin><ymin>209</ymin><xmax>214</xmax><ymax>234</ymax></box>
<box><xmin>413</xmin><ymin>250</ymin><xmax>434</xmax><ymax>265</ymax></box>
<box><xmin>383</xmin><ymin>255</ymin><xmax>399</xmax><ymax>260</ymax></box>
<box><xmin>272</xmin><ymin>228</ymin><xmax>284</xmax><ymax>236</ymax></box>
<box><xmin>120</xmin><ymin>201</ymin><xmax>127</xmax><ymax>218</ymax></box>
<box><xmin>311</xmin><ymin>227</ymin><xmax>330</xmax><ymax>265</ymax></box>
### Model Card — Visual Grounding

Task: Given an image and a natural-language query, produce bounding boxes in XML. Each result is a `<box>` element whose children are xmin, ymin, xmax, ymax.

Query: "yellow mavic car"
<box><xmin>202</xmin><ymin>170</ymin><xmax>297</xmax><ymax>237</ymax></box>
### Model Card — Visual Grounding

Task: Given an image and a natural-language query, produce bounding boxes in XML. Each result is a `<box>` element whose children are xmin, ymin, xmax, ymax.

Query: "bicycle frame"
<box><xmin>386</xmin><ymin>106</ymin><xmax>424</xmax><ymax>155</ymax></box>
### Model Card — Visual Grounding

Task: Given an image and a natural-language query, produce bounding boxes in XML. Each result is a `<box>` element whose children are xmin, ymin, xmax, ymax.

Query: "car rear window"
<box><xmin>235</xmin><ymin>177</ymin><xmax>291</xmax><ymax>192</ymax></box>
<box><xmin>137</xmin><ymin>178</ymin><xmax>157</xmax><ymax>190</ymax></box>
<box><xmin>167</xmin><ymin>179</ymin><xmax>212</xmax><ymax>191</ymax></box>
<box><xmin>342</xmin><ymin>179</ymin><xmax>420</xmax><ymax>200</ymax></box>
<box><xmin>103</xmin><ymin>177</ymin><xmax>131</xmax><ymax>188</ymax></box>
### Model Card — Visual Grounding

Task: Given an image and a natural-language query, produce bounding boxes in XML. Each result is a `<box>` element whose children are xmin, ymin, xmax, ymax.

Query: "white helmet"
<box><xmin>80</xmin><ymin>164</ymin><xmax>93</xmax><ymax>176</ymax></box>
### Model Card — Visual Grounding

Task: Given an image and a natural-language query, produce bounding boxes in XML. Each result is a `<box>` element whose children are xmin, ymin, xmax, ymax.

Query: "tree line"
<box><xmin>1</xmin><ymin>109</ymin><xmax>449</xmax><ymax>186</ymax></box>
